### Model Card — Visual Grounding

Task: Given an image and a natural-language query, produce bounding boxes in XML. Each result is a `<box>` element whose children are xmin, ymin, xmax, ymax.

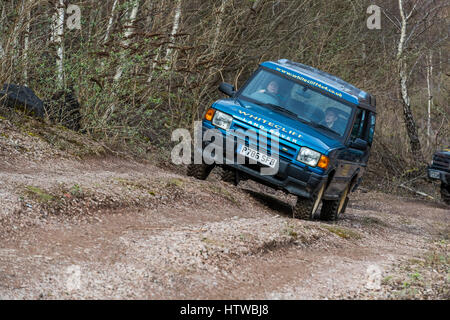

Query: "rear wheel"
<box><xmin>320</xmin><ymin>183</ymin><xmax>350</xmax><ymax>221</ymax></box>
<box><xmin>293</xmin><ymin>182</ymin><xmax>326</xmax><ymax>220</ymax></box>
<box><xmin>441</xmin><ymin>183</ymin><xmax>450</xmax><ymax>205</ymax></box>
<box><xmin>187</xmin><ymin>163</ymin><xmax>214</xmax><ymax>180</ymax></box>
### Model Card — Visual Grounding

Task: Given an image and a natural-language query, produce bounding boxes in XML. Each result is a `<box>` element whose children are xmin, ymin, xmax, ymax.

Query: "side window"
<box><xmin>367</xmin><ymin>112</ymin><xmax>376</xmax><ymax>145</ymax></box>
<box><xmin>351</xmin><ymin>108</ymin><xmax>367</xmax><ymax>140</ymax></box>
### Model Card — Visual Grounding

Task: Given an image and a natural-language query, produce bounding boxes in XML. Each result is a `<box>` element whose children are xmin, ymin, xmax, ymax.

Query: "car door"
<box><xmin>325</xmin><ymin>108</ymin><xmax>370</xmax><ymax>198</ymax></box>
<box><xmin>343</xmin><ymin>108</ymin><xmax>376</xmax><ymax>180</ymax></box>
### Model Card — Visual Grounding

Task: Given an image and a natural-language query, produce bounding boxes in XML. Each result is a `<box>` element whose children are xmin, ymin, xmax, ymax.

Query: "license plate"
<box><xmin>428</xmin><ymin>169</ymin><xmax>440</xmax><ymax>179</ymax></box>
<box><xmin>239</xmin><ymin>145</ymin><xmax>277</xmax><ymax>168</ymax></box>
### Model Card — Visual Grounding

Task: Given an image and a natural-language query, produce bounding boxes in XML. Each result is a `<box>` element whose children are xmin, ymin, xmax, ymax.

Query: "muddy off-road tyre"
<box><xmin>45</xmin><ymin>87</ymin><xmax>81</xmax><ymax>131</ymax></box>
<box><xmin>221</xmin><ymin>168</ymin><xmax>236</xmax><ymax>184</ymax></box>
<box><xmin>0</xmin><ymin>84</ymin><xmax>45</xmax><ymax>118</ymax></box>
<box><xmin>320</xmin><ymin>183</ymin><xmax>350</xmax><ymax>221</ymax></box>
<box><xmin>441</xmin><ymin>183</ymin><xmax>450</xmax><ymax>205</ymax></box>
<box><xmin>187</xmin><ymin>163</ymin><xmax>214</xmax><ymax>180</ymax></box>
<box><xmin>293</xmin><ymin>182</ymin><xmax>326</xmax><ymax>220</ymax></box>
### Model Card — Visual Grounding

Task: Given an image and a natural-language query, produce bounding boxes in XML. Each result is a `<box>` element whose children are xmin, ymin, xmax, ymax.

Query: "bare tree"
<box><xmin>0</xmin><ymin>0</ymin><xmax>447</xmax><ymax>170</ymax></box>
<box><xmin>11</xmin><ymin>0</ymin><xmax>26</xmax><ymax>64</ymax></box>
<box><xmin>51</xmin><ymin>0</ymin><xmax>65</xmax><ymax>87</ymax></box>
<box><xmin>396</xmin><ymin>0</ymin><xmax>423</xmax><ymax>161</ymax></box>
<box><xmin>114</xmin><ymin>0</ymin><xmax>140</xmax><ymax>81</ymax></box>
<box><xmin>164</xmin><ymin>0</ymin><xmax>182</xmax><ymax>70</ymax></box>
<box><xmin>104</xmin><ymin>0</ymin><xmax>120</xmax><ymax>44</ymax></box>
<box><xmin>426</xmin><ymin>51</ymin><xmax>433</xmax><ymax>144</ymax></box>
<box><xmin>147</xmin><ymin>0</ymin><xmax>168</xmax><ymax>83</ymax></box>
<box><xmin>384</xmin><ymin>0</ymin><xmax>448</xmax><ymax>161</ymax></box>
<box><xmin>23</xmin><ymin>1</ymin><xmax>31</xmax><ymax>85</ymax></box>
<box><xmin>212</xmin><ymin>0</ymin><xmax>229</xmax><ymax>52</ymax></box>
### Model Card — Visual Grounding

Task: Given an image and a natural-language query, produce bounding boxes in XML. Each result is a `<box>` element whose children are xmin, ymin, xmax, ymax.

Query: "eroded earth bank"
<box><xmin>0</xmin><ymin>117</ymin><xmax>448</xmax><ymax>299</ymax></box>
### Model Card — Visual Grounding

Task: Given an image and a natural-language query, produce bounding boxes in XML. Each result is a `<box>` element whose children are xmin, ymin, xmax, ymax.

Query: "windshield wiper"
<box><xmin>260</xmin><ymin>103</ymin><xmax>300</xmax><ymax>120</ymax></box>
<box><xmin>259</xmin><ymin>102</ymin><xmax>321</xmax><ymax>128</ymax></box>
<box><xmin>309</xmin><ymin>122</ymin><xmax>339</xmax><ymax>135</ymax></box>
<box><xmin>243</xmin><ymin>98</ymin><xmax>332</xmax><ymax>131</ymax></box>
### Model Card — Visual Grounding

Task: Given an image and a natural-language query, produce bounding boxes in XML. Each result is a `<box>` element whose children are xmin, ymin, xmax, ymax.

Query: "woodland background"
<box><xmin>0</xmin><ymin>0</ymin><xmax>449</xmax><ymax>186</ymax></box>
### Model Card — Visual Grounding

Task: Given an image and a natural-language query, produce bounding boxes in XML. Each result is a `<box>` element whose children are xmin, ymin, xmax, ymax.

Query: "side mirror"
<box><xmin>350</xmin><ymin>138</ymin><xmax>368</xmax><ymax>151</ymax></box>
<box><xmin>219</xmin><ymin>82</ymin><xmax>235</xmax><ymax>97</ymax></box>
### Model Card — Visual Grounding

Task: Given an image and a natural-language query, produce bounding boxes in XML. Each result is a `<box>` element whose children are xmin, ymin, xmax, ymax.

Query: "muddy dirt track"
<box><xmin>0</xmin><ymin>155</ymin><xmax>448</xmax><ymax>300</ymax></box>
<box><xmin>0</xmin><ymin>118</ymin><xmax>448</xmax><ymax>299</ymax></box>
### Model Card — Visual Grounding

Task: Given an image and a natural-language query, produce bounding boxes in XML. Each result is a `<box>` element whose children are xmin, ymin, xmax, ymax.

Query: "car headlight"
<box><xmin>212</xmin><ymin>110</ymin><xmax>233</xmax><ymax>130</ymax></box>
<box><xmin>297</xmin><ymin>147</ymin><xmax>322</xmax><ymax>167</ymax></box>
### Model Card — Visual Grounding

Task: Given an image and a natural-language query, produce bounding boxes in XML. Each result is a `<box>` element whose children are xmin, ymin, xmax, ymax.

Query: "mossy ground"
<box><xmin>323</xmin><ymin>225</ymin><xmax>362</xmax><ymax>240</ymax></box>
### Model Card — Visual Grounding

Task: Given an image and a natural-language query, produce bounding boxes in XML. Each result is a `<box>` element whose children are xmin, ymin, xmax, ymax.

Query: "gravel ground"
<box><xmin>0</xmin><ymin>117</ymin><xmax>448</xmax><ymax>299</ymax></box>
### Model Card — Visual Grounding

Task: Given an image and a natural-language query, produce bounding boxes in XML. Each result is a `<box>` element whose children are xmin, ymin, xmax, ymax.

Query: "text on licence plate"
<box><xmin>239</xmin><ymin>146</ymin><xmax>277</xmax><ymax>168</ymax></box>
<box><xmin>429</xmin><ymin>170</ymin><xmax>440</xmax><ymax>179</ymax></box>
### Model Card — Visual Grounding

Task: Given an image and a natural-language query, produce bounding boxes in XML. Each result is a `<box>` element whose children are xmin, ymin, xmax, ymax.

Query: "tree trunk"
<box><xmin>212</xmin><ymin>0</ymin><xmax>228</xmax><ymax>52</ymax></box>
<box><xmin>23</xmin><ymin>3</ymin><xmax>31</xmax><ymax>85</ymax></box>
<box><xmin>104</xmin><ymin>0</ymin><xmax>119</xmax><ymax>43</ymax></box>
<box><xmin>11</xmin><ymin>0</ymin><xmax>26</xmax><ymax>64</ymax></box>
<box><xmin>0</xmin><ymin>2</ymin><xmax>4</xmax><ymax>57</ymax></box>
<box><xmin>104</xmin><ymin>0</ymin><xmax>140</xmax><ymax>123</ymax></box>
<box><xmin>398</xmin><ymin>60</ymin><xmax>423</xmax><ymax>161</ymax></box>
<box><xmin>145</xmin><ymin>0</ymin><xmax>154</xmax><ymax>31</ymax></box>
<box><xmin>114</xmin><ymin>0</ymin><xmax>140</xmax><ymax>81</ymax></box>
<box><xmin>51</xmin><ymin>0</ymin><xmax>65</xmax><ymax>88</ymax></box>
<box><xmin>397</xmin><ymin>0</ymin><xmax>423</xmax><ymax>162</ymax></box>
<box><xmin>426</xmin><ymin>51</ymin><xmax>433</xmax><ymax>145</ymax></box>
<box><xmin>164</xmin><ymin>0</ymin><xmax>182</xmax><ymax>70</ymax></box>
<box><xmin>147</xmin><ymin>0</ymin><xmax>167</xmax><ymax>83</ymax></box>
<box><xmin>0</xmin><ymin>3</ymin><xmax>5</xmax><ymax>76</ymax></box>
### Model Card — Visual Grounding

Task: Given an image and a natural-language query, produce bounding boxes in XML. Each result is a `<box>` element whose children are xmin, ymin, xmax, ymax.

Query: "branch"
<box><xmin>380</xmin><ymin>5</ymin><xmax>401</xmax><ymax>27</ymax></box>
<box><xmin>381</xmin><ymin>7</ymin><xmax>401</xmax><ymax>30</ymax></box>
<box><xmin>398</xmin><ymin>183</ymin><xmax>434</xmax><ymax>200</ymax></box>
<box><xmin>404</xmin><ymin>4</ymin><xmax>444</xmax><ymax>48</ymax></box>
<box><xmin>406</xmin><ymin>0</ymin><xmax>419</xmax><ymax>20</ymax></box>
<box><xmin>405</xmin><ymin>33</ymin><xmax>449</xmax><ymax>82</ymax></box>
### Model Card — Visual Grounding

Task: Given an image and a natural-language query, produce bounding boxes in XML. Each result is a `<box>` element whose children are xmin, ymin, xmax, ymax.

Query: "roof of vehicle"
<box><xmin>261</xmin><ymin>59</ymin><xmax>376</xmax><ymax>111</ymax></box>
<box><xmin>436</xmin><ymin>149</ymin><xmax>450</xmax><ymax>156</ymax></box>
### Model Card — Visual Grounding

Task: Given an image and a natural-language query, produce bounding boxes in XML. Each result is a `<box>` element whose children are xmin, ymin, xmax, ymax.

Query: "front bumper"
<box><xmin>226</xmin><ymin>159</ymin><xmax>327</xmax><ymax>198</ymax></box>
<box><xmin>197</xmin><ymin>126</ymin><xmax>327</xmax><ymax>199</ymax></box>
<box><xmin>428</xmin><ymin>167</ymin><xmax>449</xmax><ymax>184</ymax></box>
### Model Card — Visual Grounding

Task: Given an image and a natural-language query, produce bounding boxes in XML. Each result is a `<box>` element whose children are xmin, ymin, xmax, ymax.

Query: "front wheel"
<box><xmin>320</xmin><ymin>183</ymin><xmax>350</xmax><ymax>221</ymax></box>
<box><xmin>293</xmin><ymin>182</ymin><xmax>326</xmax><ymax>220</ymax></box>
<box><xmin>187</xmin><ymin>163</ymin><xmax>214</xmax><ymax>180</ymax></box>
<box><xmin>441</xmin><ymin>183</ymin><xmax>450</xmax><ymax>205</ymax></box>
<box><xmin>221</xmin><ymin>167</ymin><xmax>236</xmax><ymax>184</ymax></box>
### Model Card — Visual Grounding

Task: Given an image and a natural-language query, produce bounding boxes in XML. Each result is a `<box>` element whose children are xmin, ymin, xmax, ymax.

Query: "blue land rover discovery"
<box><xmin>187</xmin><ymin>59</ymin><xmax>376</xmax><ymax>221</ymax></box>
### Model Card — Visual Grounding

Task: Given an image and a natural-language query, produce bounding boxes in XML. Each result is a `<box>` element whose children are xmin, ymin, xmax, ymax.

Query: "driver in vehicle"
<box><xmin>258</xmin><ymin>80</ymin><xmax>279</xmax><ymax>96</ymax></box>
<box><xmin>249</xmin><ymin>80</ymin><xmax>281</xmax><ymax>105</ymax></box>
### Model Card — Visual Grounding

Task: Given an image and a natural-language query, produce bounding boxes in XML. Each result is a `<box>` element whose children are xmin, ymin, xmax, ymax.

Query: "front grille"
<box><xmin>231</xmin><ymin>121</ymin><xmax>298</xmax><ymax>161</ymax></box>
<box><xmin>432</xmin><ymin>154</ymin><xmax>450</xmax><ymax>171</ymax></box>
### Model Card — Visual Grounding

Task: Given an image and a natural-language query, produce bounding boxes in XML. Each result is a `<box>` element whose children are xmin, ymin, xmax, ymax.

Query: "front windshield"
<box><xmin>239</xmin><ymin>69</ymin><xmax>354</xmax><ymax>137</ymax></box>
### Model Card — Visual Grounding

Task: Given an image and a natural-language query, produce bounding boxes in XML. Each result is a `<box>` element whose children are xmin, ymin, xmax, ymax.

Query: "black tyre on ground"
<box><xmin>320</xmin><ymin>183</ymin><xmax>350</xmax><ymax>221</ymax></box>
<box><xmin>221</xmin><ymin>168</ymin><xmax>236</xmax><ymax>184</ymax></box>
<box><xmin>186</xmin><ymin>163</ymin><xmax>214</xmax><ymax>180</ymax></box>
<box><xmin>293</xmin><ymin>182</ymin><xmax>326</xmax><ymax>220</ymax></box>
<box><xmin>441</xmin><ymin>183</ymin><xmax>450</xmax><ymax>205</ymax></box>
